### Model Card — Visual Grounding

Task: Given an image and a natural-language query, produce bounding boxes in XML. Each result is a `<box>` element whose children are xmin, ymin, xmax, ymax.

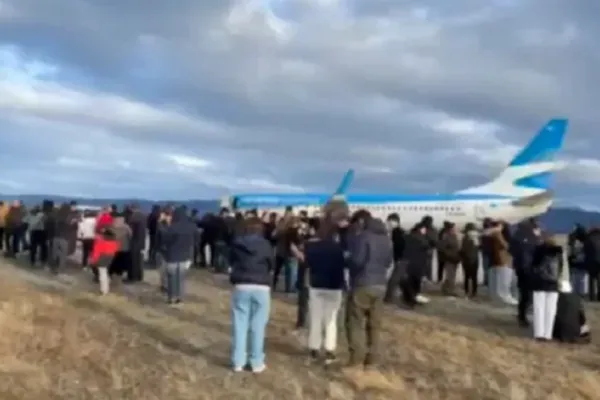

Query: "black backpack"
<box><xmin>553</xmin><ymin>293</ymin><xmax>588</xmax><ymax>343</ymax></box>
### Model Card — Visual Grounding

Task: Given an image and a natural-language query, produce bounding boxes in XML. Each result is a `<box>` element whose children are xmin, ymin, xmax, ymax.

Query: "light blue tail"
<box><xmin>334</xmin><ymin>169</ymin><xmax>354</xmax><ymax>195</ymax></box>
<box><xmin>459</xmin><ymin>119</ymin><xmax>568</xmax><ymax>196</ymax></box>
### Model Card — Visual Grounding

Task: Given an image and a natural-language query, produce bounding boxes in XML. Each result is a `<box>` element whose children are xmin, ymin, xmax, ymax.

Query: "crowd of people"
<box><xmin>0</xmin><ymin>199</ymin><xmax>593</xmax><ymax>373</ymax></box>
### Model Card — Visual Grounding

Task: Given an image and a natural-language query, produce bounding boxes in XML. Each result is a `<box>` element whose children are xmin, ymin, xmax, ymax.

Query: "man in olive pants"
<box><xmin>345</xmin><ymin>217</ymin><xmax>392</xmax><ymax>368</ymax></box>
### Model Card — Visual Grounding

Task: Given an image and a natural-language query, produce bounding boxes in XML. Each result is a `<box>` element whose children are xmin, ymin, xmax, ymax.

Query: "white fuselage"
<box><xmin>245</xmin><ymin>197</ymin><xmax>553</xmax><ymax>230</ymax></box>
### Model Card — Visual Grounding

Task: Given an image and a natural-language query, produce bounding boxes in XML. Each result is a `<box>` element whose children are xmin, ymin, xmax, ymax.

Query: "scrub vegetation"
<box><xmin>0</xmin><ymin>260</ymin><xmax>598</xmax><ymax>400</ymax></box>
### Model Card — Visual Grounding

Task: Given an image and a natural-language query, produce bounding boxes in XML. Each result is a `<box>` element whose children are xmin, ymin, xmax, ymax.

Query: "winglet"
<box><xmin>334</xmin><ymin>169</ymin><xmax>354</xmax><ymax>195</ymax></box>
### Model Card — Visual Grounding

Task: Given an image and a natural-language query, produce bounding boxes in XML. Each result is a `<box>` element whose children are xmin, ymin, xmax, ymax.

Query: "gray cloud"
<box><xmin>0</xmin><ymin>0</ymin><xmax>598</xmax><ymax>199</ymax></box>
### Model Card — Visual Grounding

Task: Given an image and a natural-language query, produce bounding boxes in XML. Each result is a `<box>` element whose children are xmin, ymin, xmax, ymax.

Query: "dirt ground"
<box><xmin>0</xmin><ymin>259</ymin><xmax>598</xmax><ymax>400</ymax></box>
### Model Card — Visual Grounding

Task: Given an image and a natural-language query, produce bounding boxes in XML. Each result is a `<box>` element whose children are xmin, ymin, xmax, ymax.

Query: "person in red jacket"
<box><xmin>96</xmin><ymin>206</ymin><xmax>114</xmax><ymax>234</ymax></box>
<box><xmin>90</xmin><ymin>227</ymin><xmax>120</xmax><ymax>295</ymax></box>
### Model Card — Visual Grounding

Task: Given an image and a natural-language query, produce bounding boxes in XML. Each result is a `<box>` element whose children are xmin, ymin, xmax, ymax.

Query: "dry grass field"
<box><xmin>0</xmin><ymin>257</ymin><xmax>599</xmax><ymax>400</ymax></box>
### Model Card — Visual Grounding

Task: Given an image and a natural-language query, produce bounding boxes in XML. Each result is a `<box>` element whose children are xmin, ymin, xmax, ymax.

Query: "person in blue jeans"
<box><xmin>229</xmin><ymin>217</ymin><xmax>274</xmax><ymax>373</ymax></box>
<box><xmin>162</xmin><ymin>206</ymin><xmax>196</xmax><ymax>304</ymax></box>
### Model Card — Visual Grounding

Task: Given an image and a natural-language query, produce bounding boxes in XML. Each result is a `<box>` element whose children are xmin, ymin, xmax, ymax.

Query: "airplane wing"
<box><xmin>334</xmin><ymin>169</ymin><xmax>354</xmax><ymax>195</ymax></box>
<box><xmin>510</xmin><ymin>190</ymin><xmax>554</xmax><ymax>207</ymax></box>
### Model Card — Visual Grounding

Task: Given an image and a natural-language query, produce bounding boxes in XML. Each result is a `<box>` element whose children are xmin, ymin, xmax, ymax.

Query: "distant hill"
<box><xmin>0</xmin><ymin>194</ymin><xmax>220</xmax><ymax>215</ymax></box>
<box><xmin>1</xmin><ymin>194</ymin><xmax>598</xmax><ymax>233</ymax></box>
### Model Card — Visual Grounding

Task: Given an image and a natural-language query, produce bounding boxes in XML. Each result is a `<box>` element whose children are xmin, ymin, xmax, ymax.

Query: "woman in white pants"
<box><xmin>529</xmin><ymin>235</ymin><xmax>563</xmax><ymax>341</ymax></box>
<box><xmin>303</xmin><ymin>220</ymin><xmax>346</xmax><ymax>365</ymax></box>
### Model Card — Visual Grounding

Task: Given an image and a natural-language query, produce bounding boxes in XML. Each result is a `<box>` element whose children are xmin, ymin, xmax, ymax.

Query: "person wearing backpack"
<box><xmin>529</xmin><ymin>234</ymin><xmax>563</xmax><ymax>341</ymax></box>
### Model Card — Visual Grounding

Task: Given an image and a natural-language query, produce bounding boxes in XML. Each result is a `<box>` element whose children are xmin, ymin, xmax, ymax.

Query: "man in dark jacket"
<box><xmin>383</xmin><ymin>214</ymin><xmax>407</xmax><ymax>305</ymax></box>
<box><xmin>162</xmin><ymin>206</ymin><xmax>196</xmax><ymax>303</ymax></box>
<box><xmin>146</xmin><ymin>205</ymin><xmax>161</xmax><ymax>266</ymax></box>
<box><xmin>439</xmin><ymin>222</ymin><xmax>461</xmax><ymax>296</ymax></box>
<box><xmin>346</xmin><ymin>218</ymin><xmax>392</xmax><ymax>369</ymax></box>
<box><xmin>228</xmin><ymin>217</ymin><xmax>273</xmax><ymax>373</ymax></box>
<box><xmin>568</xmin><ymin>224</ymin><xmax>587</xmax><ymax>296</ymax></box>
<box><xmin>400</xmin><ymin>223</ymin><xmax>430</xmax><ymax>307</ymax></box>
<box><xmin>511</xmin><ymin>219</ymin><xmax>542</xmax><ymax>326</ymax></box>
<box><xmin>214</xmin><ymin>208</ymin><xmax>234</xmax><ymax>273</ymax></box>
<box><xmin>49</xmin><ymin>203</ymin><xmax>78</xmax><ymax>274</ymax></box>
<box><xmin>198</xmin><ymin>212</ymin><xmax>216</xmax><ymax>268</ymax></box>
<box><xmin>480</xmin><ymin>218</ymin><xmax>494</xmax><ymax>286</ymax></box>
<box><xmin>126</xmin><ymin>203</ymin><xmax>147</xmax><ymax>283</ymax></box>
<box><xmin>460</xmin><ymin>223</ymin><xmax>480</xmax><ymax>298</ymax></box>
<box><xmin>584</xmin><ymin>226</ymin><xmax>600</xmax><ymax>302</ymax></box>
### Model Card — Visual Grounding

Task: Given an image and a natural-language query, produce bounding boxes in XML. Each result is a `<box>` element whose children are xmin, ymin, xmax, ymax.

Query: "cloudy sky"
<box><xmin>0</xmin><ymin>0</ymin><xmax>598</xmax><ymax>205</ymax></box>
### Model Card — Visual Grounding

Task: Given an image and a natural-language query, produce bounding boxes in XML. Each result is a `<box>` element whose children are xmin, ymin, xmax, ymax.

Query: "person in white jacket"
<box><xmin>78</xmin><ymin>210</ymin><xmax>97</xmax><ymax>267</ymax></box>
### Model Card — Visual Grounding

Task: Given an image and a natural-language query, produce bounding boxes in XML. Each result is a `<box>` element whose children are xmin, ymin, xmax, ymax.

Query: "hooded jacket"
<box><xmin>162</xmin><ymin>207</ymin><xmax>196</xmax><ymax>263</ymax></box>
<box><xmin>404</xmin><ymin>225</ymin><xmax>431</xmax><ymax>277</ymax></box>
<box><xmin>91</xmin><ymin>228</ymin><xmax>120</xmax><ymax>267</ymax></box>
<box><xmin>96</xmin><ymin>212</ymin><xmax>114</xmax><ymax>233</ymax></box>
<box><xmin>229</xmin><ymin>233</ymin><xmax>274</xmax><ymax>286</ymax></box>
<box><xmin>305</xmin><ymin>237</ymin><xmax>346</xmax><ymax>290</ymax></box>
<box><xmin>511</xmin><ymin>222</ymin><xmax>541</xmax><ymax>273</ymax></box>
<box><xmin>438</xmin><ymin>228</ymin><xmax>461</xmax><ymax>264</ymax></box>
<box><xmin>347</xmin><ymin>218</ymin><xmax>393</xmax><ymax>288</ymax></box>
<box><xmin>460</xmin><ymin>229</ymin><xmax>480</xmax><ymax>267</ymax></box>
<box><xmin>487</xmin><ymin>228</ymin><xmax>511</xmax><ymax>267</ymax></box>
<box><xmin>529</xmin><ymin>242</ymin><xmax>563</xmax><ymax>291</ymax></box>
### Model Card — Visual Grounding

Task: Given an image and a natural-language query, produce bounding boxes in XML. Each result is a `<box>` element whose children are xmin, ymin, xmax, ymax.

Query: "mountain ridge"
<box><xmin>1</xmin><ymin>194</ymin><xmax>597</xmax><ymax>233</ymax></box>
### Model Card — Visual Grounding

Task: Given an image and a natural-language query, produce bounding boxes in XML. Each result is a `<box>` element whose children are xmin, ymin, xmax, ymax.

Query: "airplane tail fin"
<box><xmin>458</xmin><ymin>119</ymin><xmax>568</xmax><ymax>198</ymax></box>
<box><xmin>333</xmin><ymin>169</ymin><xmax>354</xmax><ymax>196</ymax></box>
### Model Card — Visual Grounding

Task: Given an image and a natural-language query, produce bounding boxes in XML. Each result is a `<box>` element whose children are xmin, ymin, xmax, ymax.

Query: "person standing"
<box><xmin>28</xmin><ymin>206</ymin><xmax>48</xmax><ymax>266</ymax></box>
<box><xmin>0</xmin><ymin>201</ymin><xmax>7</xmax><ymax>252</ymax></box>
<box><xmin>512</xmin><ymin>219</ymin><xmax>541</xmax><ymax>326</ymax></box>
<box><xmin>345</xmin><ymin>218</ymin><xmax>392</xmax><ymax>369</ymax></box>
<box><xmin>400</xmin><ymin>223</ymin><xmax>430</xmax><ymax>308</ymax></box>
<box><xmin>162</xmin><ymin>206</ymin><xmax>195</xmax><ymax>304</ymax></box>
<box><xmin>489</xmin><ymin>221</ymin><xmax>517</xmax><ymax>305</ymax></box>
<box><xmin>438</xmin><ymin>222</ymin><xmax>461</xmax><ymax>297</ymax></box>
<box><xmin>49</xmin><ymin>203</ymin><xmax>78</xmax><ymax>274</ymax></box>
<box><xmin>460</xmin><ymin>223</ymin><xmax>481</xmax><ymax>299</ymax></box>
<box><xmin>78</xmin><ymin>210</ymin><xmax>97</xmax><ymax>267</ymax></box>
<box><xmin>304</xmin><ymin>221</ymin><xmax>345</xmax><ymax>365</ymax></box>
<box><xmin>146</xmin><ymin>205</ymin><xmax>161</xmax><ymax>266</ymax></box>
<box><xmin>229</xmin><ymin>217</ymin><xmax>273</xmax><ymax>373</ymax></box>
<box><xmin>4</xmin><ymin>200</ymin><xmax>25</xmax><ymax>258</ymax></box>
<box><xmin>529</xmin><ymin>235</ymin><xmax>563</xmax><ymax>341</ymax></box>
<box><xmin>126</xmin><ymin>203</ymin><xmax>147</xmax><ymax>283</ymax></box>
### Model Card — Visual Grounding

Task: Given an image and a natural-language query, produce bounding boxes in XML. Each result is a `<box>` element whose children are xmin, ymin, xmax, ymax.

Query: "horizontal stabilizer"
<box><xmin>510</xmin><ymin>190</ymin><xmax>553</xmax><ymax>207</ymax></box>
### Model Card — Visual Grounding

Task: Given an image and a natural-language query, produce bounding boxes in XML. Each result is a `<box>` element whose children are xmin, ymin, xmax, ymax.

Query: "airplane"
<box><xmin>226</xmin><ymin>118</ymin><xmax>568</xmax><ymax>229</ymax></box>
<box><xmin>221</xmin><ymin>168</ymin><xmax>355</xmax><ymax>210</ymax></box>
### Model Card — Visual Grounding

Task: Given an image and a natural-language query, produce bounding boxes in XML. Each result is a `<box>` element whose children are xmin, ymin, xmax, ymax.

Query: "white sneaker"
<box><xmin>252</xmin><ymin>364</ymin><xmax>266</xmax><ymax>374</ymax></box>
<box><xmin>501</xmin><ymin>296</ymin><xmax>518</xmax><ymax>306</ymax></box>
<box><xmin>232</xmin><ymin>366</ymin><xmax>243</xmax><ymax>373</ymax></box>
<box><xmin>416</xmin><ymin>294</ymin><xmax>430</xmax><ymax>304</ymax></box>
